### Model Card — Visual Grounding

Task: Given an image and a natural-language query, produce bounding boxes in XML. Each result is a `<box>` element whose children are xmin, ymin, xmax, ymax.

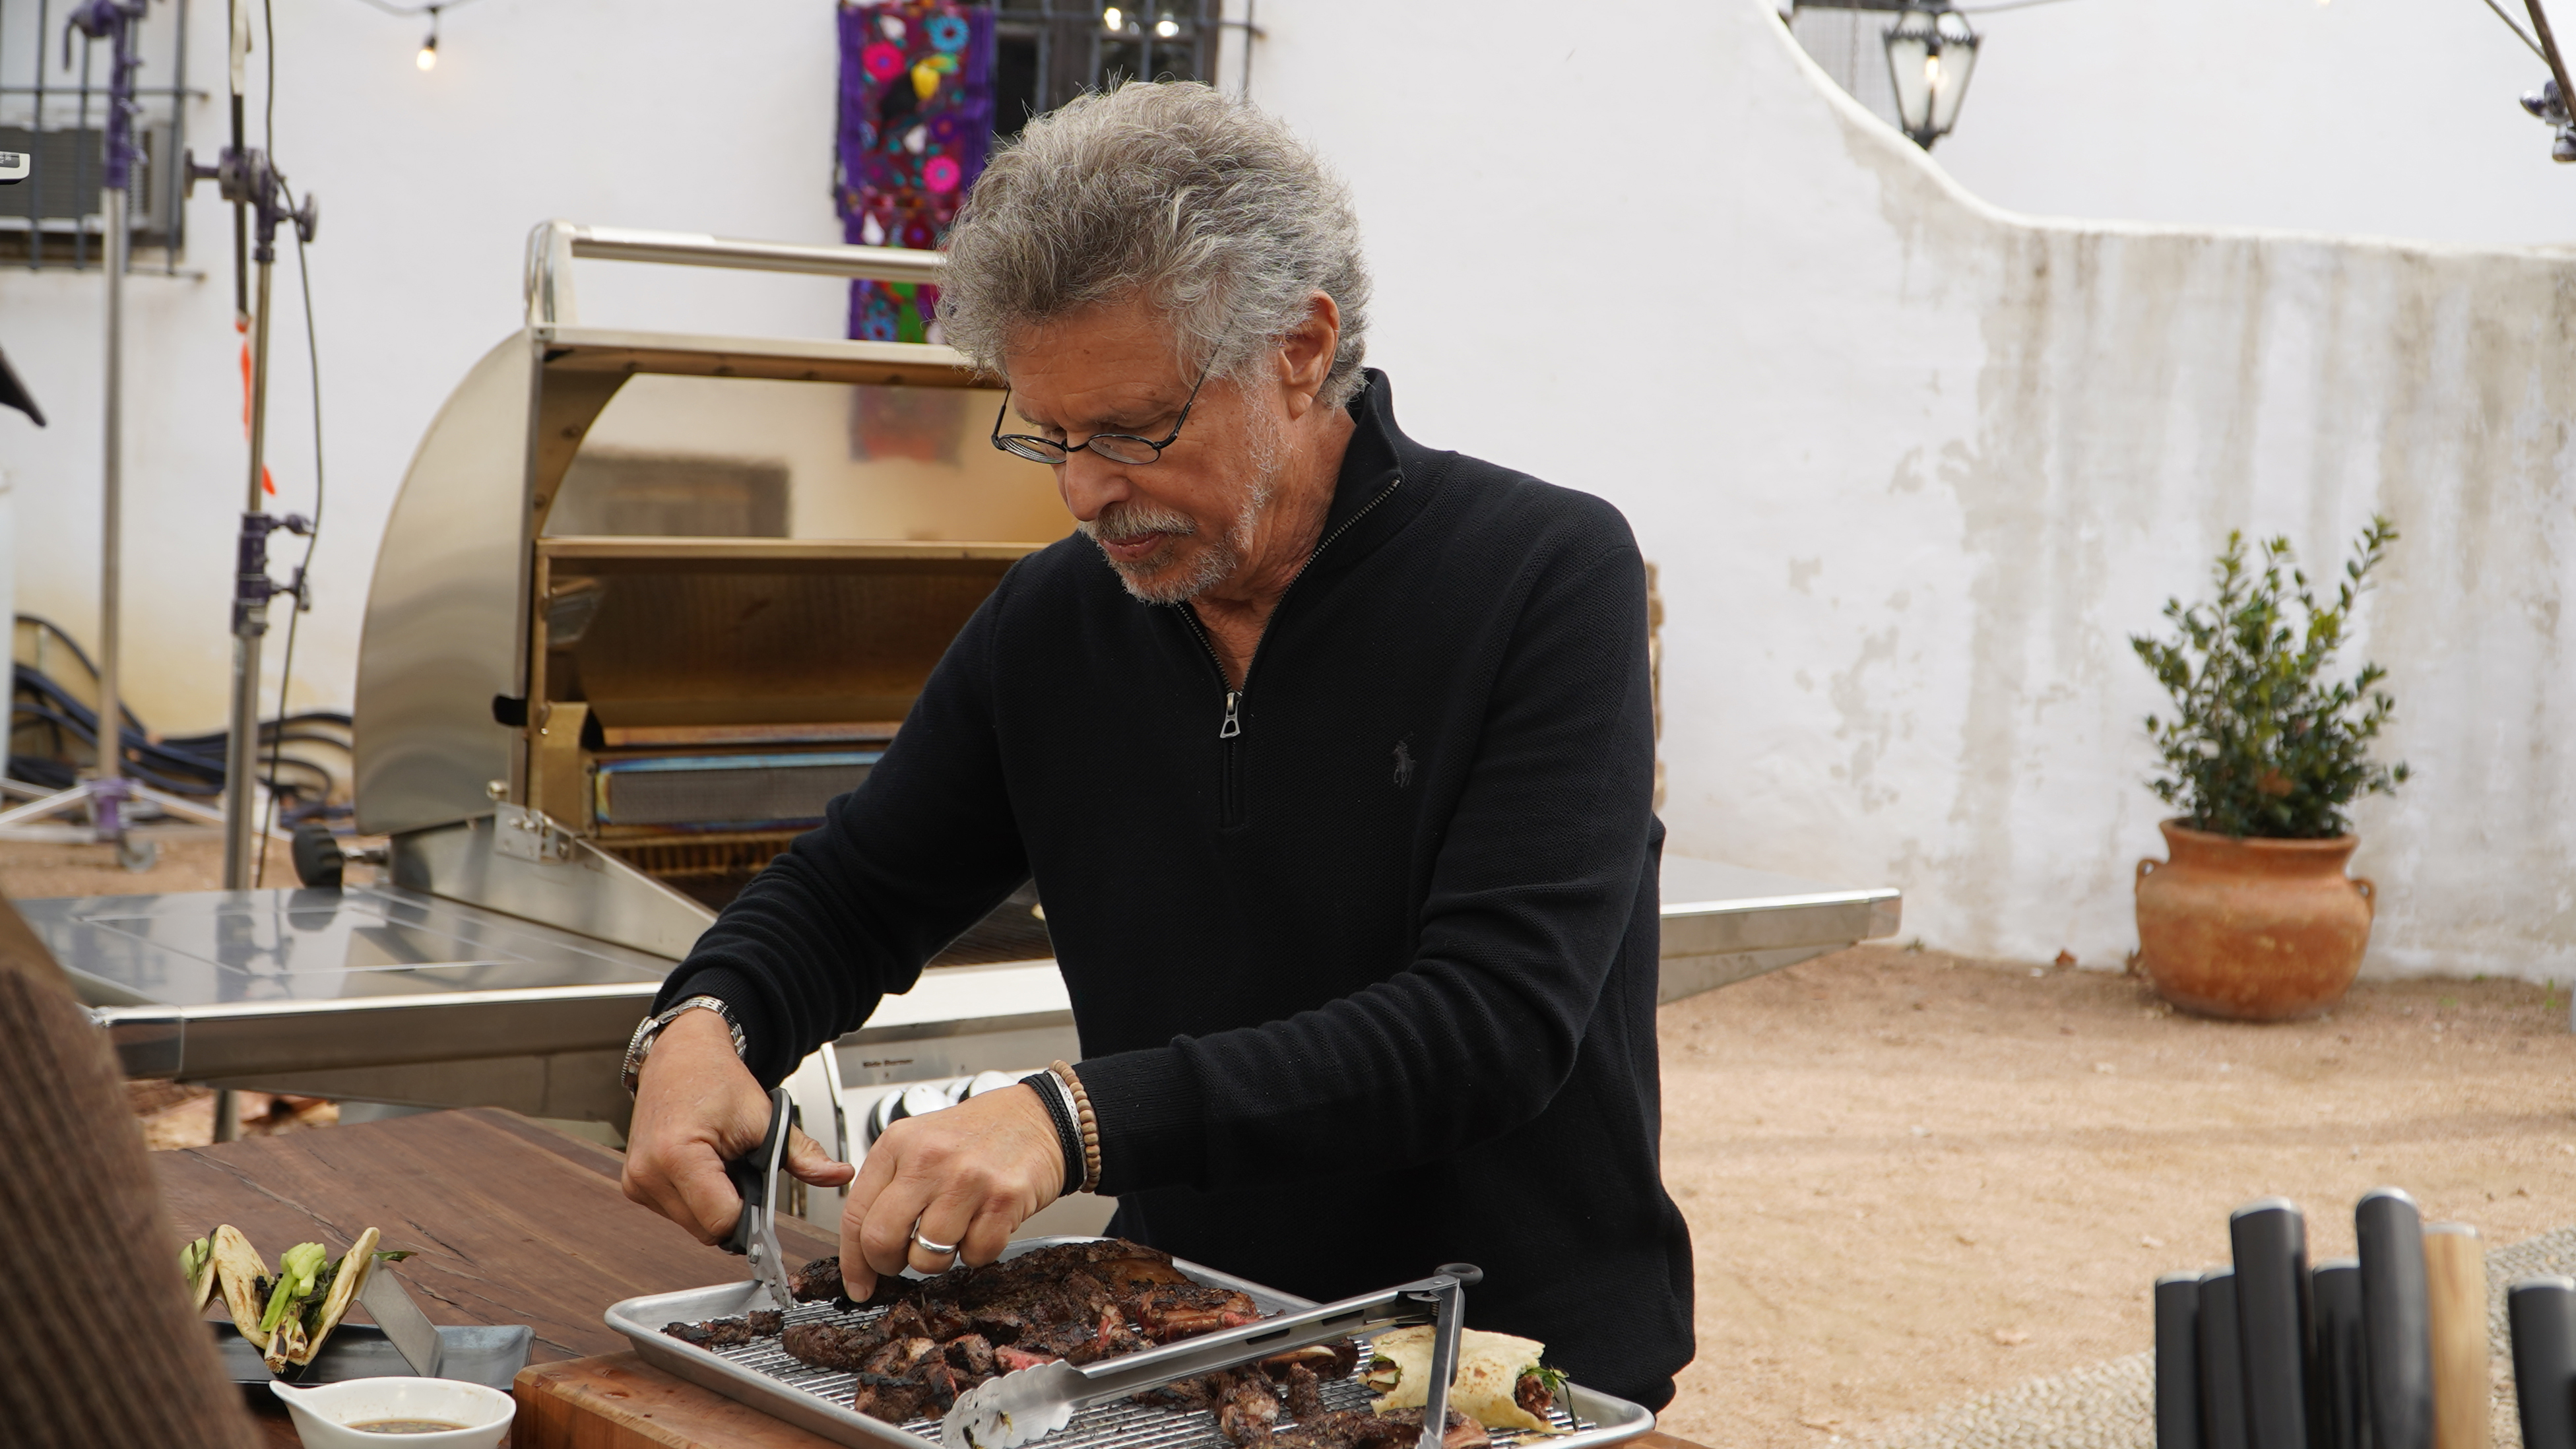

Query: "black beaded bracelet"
<box><xmin>1023</xmin><ymin>1070</ymin><xmax>1085</xmax><ymax>1196</ymax></box>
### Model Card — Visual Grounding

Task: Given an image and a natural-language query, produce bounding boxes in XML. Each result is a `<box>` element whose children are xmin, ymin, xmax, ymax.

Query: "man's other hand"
<box><xmin>621</xmin><ymin>1008</ymin><xmax>854</xmax><ymax>1244</ymax></box>
<box><xmin>840</xmin><ymin>1083</ymin><xmax>1066</xmax><ymax>1301</ymax></box>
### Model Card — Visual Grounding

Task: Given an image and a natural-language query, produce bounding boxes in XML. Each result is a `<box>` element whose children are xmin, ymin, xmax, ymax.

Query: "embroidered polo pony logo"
<box><xmin>1392</xmin><ymin>740</ymin><xmax>1416</xmax><ymax>789</ymax></box>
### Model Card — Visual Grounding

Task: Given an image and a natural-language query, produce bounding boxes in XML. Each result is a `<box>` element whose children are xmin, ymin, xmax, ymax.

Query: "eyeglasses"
<box><xmin>989</xmin><ymin>362</ymin><xmax>1213</xmax><ymax>466</ymax></box>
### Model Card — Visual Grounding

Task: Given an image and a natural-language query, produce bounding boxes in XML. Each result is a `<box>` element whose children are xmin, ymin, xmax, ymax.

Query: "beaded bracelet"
<box><xmin>1050</xmin><ymin>1060</ymin><xmax>1101</xmax><ymax>1194</ymax></box>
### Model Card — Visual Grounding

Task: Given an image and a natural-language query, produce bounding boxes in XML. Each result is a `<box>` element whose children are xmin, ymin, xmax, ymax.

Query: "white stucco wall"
<box><xmin>3</xmin><ymin>0</ymin><xmax>2571</xmax><ymax>981</ymax></box>
<box><xmin>1244</xmin><ymin>0</ymin><xmax>2576</xmax><ymax>979</ymax></box>
<box><xmin>1925</xmin><ymin>0</ymin><xmax>2576</xmax><ymax>249</ymax></box>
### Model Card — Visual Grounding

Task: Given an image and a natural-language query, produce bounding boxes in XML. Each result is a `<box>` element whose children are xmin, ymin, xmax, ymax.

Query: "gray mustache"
<box><xmin>1079</xmin><ymin>500</ymin><xmax>1200</xmax><ymax>544</ymax></box>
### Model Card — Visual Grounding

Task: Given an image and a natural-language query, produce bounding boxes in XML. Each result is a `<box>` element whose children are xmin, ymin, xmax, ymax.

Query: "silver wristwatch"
<box><xmin>622</xmin><ymin>995</ymin><xmax>748</xmax><ymax>1097</ymax></box>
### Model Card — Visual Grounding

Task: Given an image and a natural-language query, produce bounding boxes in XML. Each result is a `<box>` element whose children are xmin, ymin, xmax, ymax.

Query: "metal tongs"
<box><xmin>723</xmin><ymin>1086</ymin><xmax>798</xmax><ymax>1311</ymax></box>
<box><xmin>942</xmin><ymin>1261</ymin><xmax>1483</xmax><ymax>1449</ymax></box>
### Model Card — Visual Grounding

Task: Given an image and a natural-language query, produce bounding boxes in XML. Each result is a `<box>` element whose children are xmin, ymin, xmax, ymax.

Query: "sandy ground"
<box><xmin>1656</xmin><ymin>945</ymin><xmax>2576</xmax><ymax>1448</ymax></box>
<box><xmin>23</xmin><ymin>839</ymin><xmax>2573</xmax><ymax>1447</ymax></box>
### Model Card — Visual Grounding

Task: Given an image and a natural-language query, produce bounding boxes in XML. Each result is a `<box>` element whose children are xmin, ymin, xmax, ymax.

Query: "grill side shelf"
<box><xmin>602</xmin><ymin>1242</ymin><xmax>1654</xmax><ymax>1449</ymax></box>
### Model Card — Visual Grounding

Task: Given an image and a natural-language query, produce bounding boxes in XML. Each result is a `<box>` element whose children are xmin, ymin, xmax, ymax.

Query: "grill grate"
<box><xmin>692</xmin><ymin>1301</ymin><xmax>1594</xmax><ymax>1449</ymax></box>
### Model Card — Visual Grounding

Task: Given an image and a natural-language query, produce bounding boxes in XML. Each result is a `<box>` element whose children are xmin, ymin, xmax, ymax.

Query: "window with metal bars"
<box><xmin>990</xmin><ymin>0</ymin><xmax>1246</xmax><ymax>140</ymax></box>
<box><xmin>0</xmin><ymin>0</ymin><xmax>197</xmax><ymax>271</ymax></box>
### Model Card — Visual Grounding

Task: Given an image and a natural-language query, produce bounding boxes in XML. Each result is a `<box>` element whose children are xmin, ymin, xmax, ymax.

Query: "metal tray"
<box><xmin>606</xmin><ymin>1237</ymin><xmax>1657</xmax><ymax>1449</ymax></box>
<box><xmin>210</xmin><ymin>1322</ymin><xmax>534</xmax><ymax>1391</ymax></box>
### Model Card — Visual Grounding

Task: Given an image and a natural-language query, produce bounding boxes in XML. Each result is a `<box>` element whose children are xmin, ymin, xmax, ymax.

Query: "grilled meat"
<box><xmin>789</xmin><ymin>1256</ymin><xmax>845</xmax><ymax>1303</ymax></box>
<box><xmin>1134</xmin><ymin>1282</ymin><xmax>1264</xmax><ymax>1341</ymax></box>
<box><xmin>748</xmin><ymin>1310</ymin><xmax>784</xmax><ymax>1337</ymax></box>
<box><xmin>1269</xmin><ymin>1408</ymin><xmax>1489</xmax><ymax>1449</ymax></box>
<box><xmin>774</xmin><ymin>1235</ymin><xmax>1388</xmax><ymax>1440</ymax></box>
<box><xmin>1513</xmin><ymin>1370</ymin><xmax>1555</xmax><ymax>1421</ymax></box>
<box><xmin>781</xmin><ymin>1319</ymin><xmax>891</xmax><ymax>1371</ymax></box>
<box><xmin>1217</xmin><ymin>1372</ymin><xmax>1284</xmax><ymax>1444</ymax></box>
<box><xmin>946</xmin><ymin>1332</ymin><xmax>998</xmax><ymax>1376</ymax></box>
<box><xmin>662</xmin><ymin>1316</ymin><xmax>762</xmax><ymax>1349</ymax></box>
<box><xmin>1279</xmin><ymin>1362</ymin><xmax>1328</xmax><ymax>1423</ymax></box>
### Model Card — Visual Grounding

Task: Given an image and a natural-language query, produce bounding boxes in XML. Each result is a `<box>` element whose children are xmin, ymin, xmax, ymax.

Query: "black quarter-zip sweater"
<box><xmin>659</xmin><ymin>371</ymin><xmax>1695</xmax><ymax>1407</ymax></box>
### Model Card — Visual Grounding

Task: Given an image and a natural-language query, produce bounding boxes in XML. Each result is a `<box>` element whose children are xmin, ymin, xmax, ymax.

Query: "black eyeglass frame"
<box><xmin>988</xmin><ymin>360</ymin><xmax>1215</xmax><ymax>466</ymax></box>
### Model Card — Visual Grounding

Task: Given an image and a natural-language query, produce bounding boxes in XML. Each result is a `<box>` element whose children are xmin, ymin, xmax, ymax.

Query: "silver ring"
<box><xmin>911</xmin><ymin>1229</ymin><xmax>960</xmax><ymax>1258</ymax></box>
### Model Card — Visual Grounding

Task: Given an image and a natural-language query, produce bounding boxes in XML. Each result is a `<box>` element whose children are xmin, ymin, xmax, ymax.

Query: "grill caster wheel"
<box><xmin>290</xmin><ymin>821</ymin><xmax>346</xmax><ymax>889</ymax></box>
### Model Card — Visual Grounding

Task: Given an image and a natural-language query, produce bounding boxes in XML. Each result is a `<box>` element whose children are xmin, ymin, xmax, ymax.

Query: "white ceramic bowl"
<box><xmin>268</xmin><ymin>1377</ymin><xmax>515</xmax><ymax>1449</ymax></box>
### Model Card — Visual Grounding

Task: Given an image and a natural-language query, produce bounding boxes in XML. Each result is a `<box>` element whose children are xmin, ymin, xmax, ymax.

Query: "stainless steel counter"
<box><xmin>27</xmin><ymin>852</ymin><xmax>1896</xmax><ymax>1128</ymax></box>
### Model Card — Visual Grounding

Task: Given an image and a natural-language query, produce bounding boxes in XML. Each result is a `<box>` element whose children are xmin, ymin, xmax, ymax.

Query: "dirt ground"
<box><xmin>1656</xmin><ymin>945</ymin><xmax>2576</xmax><ymax>1448</ymax></box>
<box><xmin>22</xmin><ymin>838</ymin><xmax>2573</xmax><ymax>1448</ymax></box>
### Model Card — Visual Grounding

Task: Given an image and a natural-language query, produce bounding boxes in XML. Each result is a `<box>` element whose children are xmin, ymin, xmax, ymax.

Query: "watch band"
<box><xmin>621</xmin><ymin>995</ymin><xmax>746</xmax><ymax>1097</ymax></box>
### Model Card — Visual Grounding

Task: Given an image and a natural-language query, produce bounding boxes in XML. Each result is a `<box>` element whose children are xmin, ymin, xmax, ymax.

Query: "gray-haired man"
<box><xmin>620</xmin><ymin>82</ymin><xmax>1693</xmax><ymax>1408</ymax></box>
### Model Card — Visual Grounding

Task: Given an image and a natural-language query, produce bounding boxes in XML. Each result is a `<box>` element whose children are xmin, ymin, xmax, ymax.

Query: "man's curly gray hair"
<box><xmin>936</xmin><ymin>82</ymin><xmax>1372</xmax><ymax>410</ymax></box>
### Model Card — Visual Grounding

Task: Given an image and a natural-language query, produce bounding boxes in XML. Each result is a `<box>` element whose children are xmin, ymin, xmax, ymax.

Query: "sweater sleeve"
<box><xmin>0</xmin><ymin>900</ymin><xmax>263</xmax><ymax>1449</ymax></box>
<box><xmin>654</xmin><ymin>566</ymin><xmax>1035</xmax><ymax>1087</ymax></box>
<box><xmin>1078</xmin><ymin>502</ymin><xmax>1658</xmax><ymax>1194</ymax></box>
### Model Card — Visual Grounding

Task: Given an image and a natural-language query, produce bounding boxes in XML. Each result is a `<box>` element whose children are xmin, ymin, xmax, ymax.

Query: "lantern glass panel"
<box><xmin>1928</xmin><ymin>13</ymin><xmax>1981</xmax><ymax>135</ymax></box>
<box><xmin>1882</xmin><ymin>10</ymin><xmax>1938</xmax><ymax>136</ymax></box>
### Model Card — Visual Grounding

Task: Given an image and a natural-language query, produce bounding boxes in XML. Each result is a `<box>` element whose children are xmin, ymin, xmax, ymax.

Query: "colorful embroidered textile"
<box><xmin>837</xmin><ymin>1</ymin><xmax>996</xmax><ymax>345</ymax></box>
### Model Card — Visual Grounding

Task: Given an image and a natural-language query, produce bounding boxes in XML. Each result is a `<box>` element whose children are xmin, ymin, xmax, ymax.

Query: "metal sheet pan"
<box><xmin>605</xmin><ymin>1237</ymin><xmax>1656</xmax><ymax>1449</ymax></box>
<box><xmin>209</xmin><ymin>1322</ymin><xmax>533</xmax><ymax>1392</ymax></box>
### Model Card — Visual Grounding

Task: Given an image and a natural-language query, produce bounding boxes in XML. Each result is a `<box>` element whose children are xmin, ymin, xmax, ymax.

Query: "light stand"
<box><xmin>186</xmin><ymin>147</ymin><xmax>316</xmax><ymax>891</ymax></box>
<box><xmin>0</xmin><ymin>0</ymin><xmax>228</xmax><ymax>868</ymax></box>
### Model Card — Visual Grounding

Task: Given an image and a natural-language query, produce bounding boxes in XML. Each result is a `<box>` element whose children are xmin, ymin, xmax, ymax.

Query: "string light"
<box><xmin>1101</xmin><ymin>6</ymin><xmax>1123</xmax><ymax>30</ymax></box>
<box><xmin>1156</xmin><ymin>16</ymin><xmax>1180</xmax><ymax>36</ymax></box>
<box><xmin>416</xmin><ymin>8</ymin><xmax>439</xmax><ymax>71</ymax></box>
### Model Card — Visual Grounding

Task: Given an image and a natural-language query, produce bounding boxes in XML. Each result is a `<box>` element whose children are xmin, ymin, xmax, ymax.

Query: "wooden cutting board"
<box><xmin>512</xmin><ymin>1353</ymin><xmax>1714</xmax><ymax>1449</ymax></box>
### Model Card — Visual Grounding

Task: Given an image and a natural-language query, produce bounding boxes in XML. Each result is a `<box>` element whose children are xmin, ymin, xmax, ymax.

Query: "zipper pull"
<box><xmin>1220</xmin><ymin>691</ymin><xmax>1241</xmax><ymax>739</ymax></box>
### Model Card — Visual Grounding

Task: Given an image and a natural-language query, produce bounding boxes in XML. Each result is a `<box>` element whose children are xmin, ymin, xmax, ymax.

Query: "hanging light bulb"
<box><xmin>1155</xmin><ymin>16</ymin><xmax>1180</xmax><ymax>37</ymax></box>
<box><xmin>416</xmin><ymin>6</ymin><xmax>439</xmax><ymax>70</ymax></box>
<box><xmin>1102</xmin><ymin>7</ymin><xmax>1123</xmax><ymax>32</ymax></box>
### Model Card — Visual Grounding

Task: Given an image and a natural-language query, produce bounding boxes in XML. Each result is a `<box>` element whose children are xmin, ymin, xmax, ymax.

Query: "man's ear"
<box><xmin>1276</xmin><ymin>292</ymin><xmax>1342</xmax><ymax>422</ymax></box>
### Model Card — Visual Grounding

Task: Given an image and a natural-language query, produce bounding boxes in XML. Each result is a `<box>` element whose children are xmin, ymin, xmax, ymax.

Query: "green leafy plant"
<box><xmin>2131</xmin><ymin>517</ymin><xmax>2409</xmax><ymax>839</ymax></box>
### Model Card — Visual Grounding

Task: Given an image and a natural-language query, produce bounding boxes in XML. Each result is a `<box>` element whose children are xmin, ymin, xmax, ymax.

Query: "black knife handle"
<box><xmin>2156</xmin><ymin>1272</ymin><xmax>2203</xmax><ymax>1449</ymax></box>
<box><xmin>2230</xmin><ymin>1198</ymin><xmax>2311</xmax><ymax>1449</ymax></box>
<box><xmin>2358</xmin><ymin>1186</ymin><xmax>2434</xmax><ymax>1449</ymax></box>
<box><xmin>2201</xmin><ymin>1268</ymin><xmax>2251</xmax><ymax>1449</ymax></box>
<box><xmin>2511</xmin><ymin>1276</ymin><xmax>2576</xmax><ymax>1449</ymax></box>
<box><xmin>2313</xmin><ymin>1259</ymin><xmax>2367</xmax><ymax>1449</ymax></box>
<box><xmin>721</xmin><ymin>1089</ymin><xmax>790</xmax><ymax>1257</ymax></box>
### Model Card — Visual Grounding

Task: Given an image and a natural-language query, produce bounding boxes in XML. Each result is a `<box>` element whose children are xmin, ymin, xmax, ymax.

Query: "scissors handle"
<box><xmin>721</xmin><ymin>1087</ymin><xmax>794</xmax><ymax>1256</ymax></box>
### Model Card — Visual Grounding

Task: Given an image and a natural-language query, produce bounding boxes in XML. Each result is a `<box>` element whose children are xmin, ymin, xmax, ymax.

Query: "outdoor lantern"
<box><xmin>1883</xmin><ymin>5</ymin><xmax>1981</xmax><ymax>149</ymax></box>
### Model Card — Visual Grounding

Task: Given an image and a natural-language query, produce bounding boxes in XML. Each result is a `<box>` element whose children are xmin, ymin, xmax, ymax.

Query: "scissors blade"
<box><xmin>724</xmin><ymin>1086</ymin><xmax>798</xmax><ymax>1310</ymax></box>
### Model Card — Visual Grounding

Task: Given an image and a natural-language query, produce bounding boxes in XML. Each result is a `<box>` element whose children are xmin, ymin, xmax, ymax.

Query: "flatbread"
<box><xmin>210</xmin><ymin>1225</ymin><xmax>272</xmax><ymax>1351</ymax></box>
<box><xmin>1365</xmin><ymin>1326</ymin><xmax>1554</xmax><ymax>1434</ymax></box>
<box><xmin>292</xmin><ymin>1227</ymin><xmax>380</xmax><ymax>1365</ymax></box>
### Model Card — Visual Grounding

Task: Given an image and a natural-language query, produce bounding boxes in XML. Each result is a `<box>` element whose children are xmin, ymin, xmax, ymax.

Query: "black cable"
<box><xmin>255</xmin><ymin>187</ymin><xmax>327</xmax><ymax>888</ymax></box>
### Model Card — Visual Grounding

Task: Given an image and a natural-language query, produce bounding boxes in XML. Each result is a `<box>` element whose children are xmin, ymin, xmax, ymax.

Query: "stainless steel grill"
<box><xmin>593</xmin><ymin>751</ymin><xmax>882</xmax><ymax>827</ymax></box>
<box><xmin>607</xmin><ymin>1241</ymin><xmax>1655</xmax><ymax>1449</ymax></box>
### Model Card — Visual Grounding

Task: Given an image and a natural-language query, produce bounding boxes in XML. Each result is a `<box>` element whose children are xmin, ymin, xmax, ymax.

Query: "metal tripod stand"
<box><xmin>0</xmin><ymin>0</ymin><xmax>225</xmax><ymax>870</ymax></box>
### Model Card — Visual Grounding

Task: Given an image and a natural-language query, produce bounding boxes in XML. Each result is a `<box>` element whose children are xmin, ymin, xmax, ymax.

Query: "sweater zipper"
<box><xmin>1179</xmin><ymin>470</ymin><xmax>1402</xmax><ymax>825</ymax></box>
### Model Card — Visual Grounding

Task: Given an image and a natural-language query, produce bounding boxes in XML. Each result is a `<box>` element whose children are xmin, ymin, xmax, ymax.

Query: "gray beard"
<box><xmin>1079</xmin><ymin>417</ymin><xmax>1284</xmax><ymax>605</ymax></box>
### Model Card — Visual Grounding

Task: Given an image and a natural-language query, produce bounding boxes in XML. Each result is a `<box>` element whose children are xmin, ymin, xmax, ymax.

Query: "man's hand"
<box><xmin>621</xmin><ymin>1009</ymin><xmax>854</xmax><ymax>1244</ymax></box>
<box><xmin>840</xmin><ymin>1083</ymin><xmax>1065</xmax><ymax>1300</ymax></box>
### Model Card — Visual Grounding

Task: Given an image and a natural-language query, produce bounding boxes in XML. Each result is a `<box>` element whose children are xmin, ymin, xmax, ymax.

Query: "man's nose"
<box><xmin>1056</xmin><ymin>451</ymin><xmax>1134</xmax><ymax>521</ymax></box>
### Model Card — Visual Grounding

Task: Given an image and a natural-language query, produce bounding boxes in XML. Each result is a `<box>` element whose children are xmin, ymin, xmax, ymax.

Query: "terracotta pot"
<box><xmin>2134</xmin><ymin>820</ymin><xmax>2376</xmax><ymax>1021</ymax></box>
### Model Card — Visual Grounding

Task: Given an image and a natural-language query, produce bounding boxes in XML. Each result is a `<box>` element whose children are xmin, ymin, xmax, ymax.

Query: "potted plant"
<box><xmin>2128</xmin><ymin>517</ymin><xmax>2409</xmax><ymax>1021</ymax></box>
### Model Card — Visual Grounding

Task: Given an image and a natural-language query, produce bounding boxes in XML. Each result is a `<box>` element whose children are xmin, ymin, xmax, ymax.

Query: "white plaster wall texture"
<box><xmin>1923</xmin><ymin>0</ymin><xmax>2576</xmax><ymax>249</ymax></box>
<box><xmin>1243</xmin><ymin>0</ymin><xmax>2576</xmax><ymax>979</ymax></box>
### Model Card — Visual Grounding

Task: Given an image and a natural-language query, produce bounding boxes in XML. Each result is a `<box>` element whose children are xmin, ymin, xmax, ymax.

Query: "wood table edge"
<box><xmin>511</xmin><ymin>1354</ymin><xmax>1718</xmax><ymax>1449</ymax></box>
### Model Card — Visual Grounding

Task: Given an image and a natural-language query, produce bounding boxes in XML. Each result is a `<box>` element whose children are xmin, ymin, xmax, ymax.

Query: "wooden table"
<box><xmin>155</xmin><ymin>1107</ymin><xmax>837</xmax><ymax>1447</ymax></box>
<box><xmin>159</xmin><ymin>1111</ymin><xmax>1716</xmax><ymax>1449</ymax></box>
